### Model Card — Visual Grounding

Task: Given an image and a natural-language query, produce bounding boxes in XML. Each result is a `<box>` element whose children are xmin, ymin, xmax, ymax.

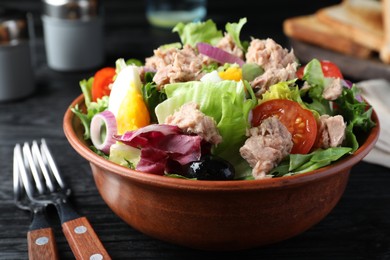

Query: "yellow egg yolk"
<box><xmin>116</xmin><ymin>86</ymin><xmax>150</xmax><ymax>134</ymax></box>
<box><xmin>218</xmin><ymin>67</ymin><xmax>242</xmax><ymax>82</ymax></box>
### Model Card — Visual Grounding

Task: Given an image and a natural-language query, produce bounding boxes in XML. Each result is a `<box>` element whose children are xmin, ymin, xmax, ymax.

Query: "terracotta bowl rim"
<box><xmin>63</xmin><ymin>94</ymin><xmax>380</xmax><ymax>191</ymax></box>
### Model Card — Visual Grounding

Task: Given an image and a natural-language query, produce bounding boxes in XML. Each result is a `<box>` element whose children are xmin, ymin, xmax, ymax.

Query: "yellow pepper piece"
<box><xmin>116</xmin><ymin>88</ymin><xmax>150</xmax><ymax>134</ymax></box>
<box><xmin>218</xmin><ymin>67</ymin><xmax>242</xmax><ymax>82</ymax></box>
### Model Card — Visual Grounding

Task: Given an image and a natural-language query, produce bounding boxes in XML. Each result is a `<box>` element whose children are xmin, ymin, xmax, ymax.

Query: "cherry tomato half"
<box><xmin>92</xmin><ymin>67</ymin><xmax>116</xmax><ymax>102</ymax></box>
<box><xmin>251</xmin><ymin>99</ymin><xmax>318</xmax><ymax>154</ymax></box>
<box><xmin>296</xmin><ymin>60</ymin><xmax>343</xmax><ymax>79</ymax></box>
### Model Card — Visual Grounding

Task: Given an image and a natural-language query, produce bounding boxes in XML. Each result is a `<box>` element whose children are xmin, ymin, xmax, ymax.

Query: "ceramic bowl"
<box><xmin>63</xmin><ymin>94</ymin><xmax>380</xmax><ymax>251</ymax></box>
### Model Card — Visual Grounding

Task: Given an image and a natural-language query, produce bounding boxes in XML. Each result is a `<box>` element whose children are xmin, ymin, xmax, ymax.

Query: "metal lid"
<box><xmin>0</xmin><ymin>8</ymin><xmax>28</xmax><ymax>44</ymax></box>
<box><xmin>42</xmin><ymin>0</ymin><xmax>100</xmax><ymax>20</ymax></box>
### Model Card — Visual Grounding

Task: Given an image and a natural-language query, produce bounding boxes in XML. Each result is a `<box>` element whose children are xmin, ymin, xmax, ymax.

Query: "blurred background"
<box><xmin>0</xmin><ymin>0</ymin><xmax>341</xmax><ymax>70</ymax></box>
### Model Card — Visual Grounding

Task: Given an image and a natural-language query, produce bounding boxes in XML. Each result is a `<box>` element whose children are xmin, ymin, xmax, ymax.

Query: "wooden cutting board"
<box><xmin>289</xmin><ymin>38</ymin><xmax>390</xmax><ymax>82</ymax></box>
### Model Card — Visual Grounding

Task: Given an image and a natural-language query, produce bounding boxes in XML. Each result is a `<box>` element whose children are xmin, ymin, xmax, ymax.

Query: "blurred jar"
<box><xmin>146</xmin><ymin>0</ymin><xmax>207</xmax><ymax>29</ymax></box>
<box><xmin>0</xmin><ymin>8</ymin><xmax>35</xmax><ymax>102</ymax></box>
<box><xmin>41</xmin><ymin>0</ymin><xmax>104</xmax><ymax>71</ymax></box>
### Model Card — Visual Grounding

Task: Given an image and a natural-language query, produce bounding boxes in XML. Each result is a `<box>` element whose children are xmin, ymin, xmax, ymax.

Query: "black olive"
<box><xmin>296</xmin><ymin>78</ymin><xmax>305</xmax><ymax>88</ymax></box>
<box><xmin>184</xmin><ymin>155</ymin><xmax>235</xmax><ymax>180</ymax></box>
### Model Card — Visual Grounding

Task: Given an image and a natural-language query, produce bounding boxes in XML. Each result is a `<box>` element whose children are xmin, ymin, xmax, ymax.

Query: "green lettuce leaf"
<box><xmin>71</xmin><ymin>96</ymin><xmax>109</xmax><ymax>140</ymax></box>
<box><xmin>159</xmin><ymin>42</ymin><xmax>182</xmax><ymax>50</ymax></box>
<box><xmin>172</xmin><ymin>19</ymin><xmax>223</xmax><ymax>47</ymax></box>
<box><xmin>126</xmin><ymin>58</ymin><xmax>143</xmax><ymax>66</ymax></box>
<box><xmin>225</xmin><ymin>17</ymin><xmax>247</xmax><ymax>50</ymax></box>
<box><xmin>142</xmin><ymin>82</ymin><xmax>167</xmax><ymax>123</ymax></box>
<box><xmin>334</xmin><ymin>84</ymin><xmax>376</xmax><ymax>151</ymax></box>
<box><xmin>302</xmin><ymin>58</ymin><xmax>325</xmax><ymax>88</ymax></box>
<box><xmin>115</xmin><ymin>58</ymin><xmax>128</xmax><ymax>74</ymax></box>
<box><xmin>72</xmin><ymin>76</ymin><xmax>109</xmax><ymax>140</ymax></box>
<box><xmin>335</xmin><ymin>84</ymin><xmax>375</xmax><ymax>132</ymax></box>
<box><xmin>271</xmin><ymin>147</ymin><xmax>352</xmax><ymax>177</ymax></box>
<box><xmin>292</xmin><ymin>147</ymin><xmax>352</xmax><ymax>173</ymax></box>
<box><xmin>79</xmin><ymin>77</ymin><xmax>93</xmax><ymax>108</ymax></box>
<box><xmin>301</xmin><ymin>59</ymin><xmax>332</xmax><ymax>115</ymax></box>
<box><xmin>260</xmin><ymin>80</ymin><xmax>302</xmax><ymax>104</ymax></box>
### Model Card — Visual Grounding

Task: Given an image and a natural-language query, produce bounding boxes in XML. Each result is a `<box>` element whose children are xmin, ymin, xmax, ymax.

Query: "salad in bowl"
<box><xmin>71</xmin><ymin>18</ymin><xmax>375</xmax><ymax>181</ymax></box>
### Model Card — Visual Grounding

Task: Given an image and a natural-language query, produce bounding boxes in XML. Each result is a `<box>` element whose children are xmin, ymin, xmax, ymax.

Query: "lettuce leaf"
<box><xmin>333</xmin><ymin>84</ymin><xmax>376</xmax><ymax>151</ymax></box>
<box><xmin>155</xmin><ymin>80</ymin><xmax>257</xmax><ymax>179</ymax></box>
<box><xmin>172</xmin><ymin>19</ymin><xmax>223</xmax><ymax>47</ymax></box>
<box><xmin>71</xmin><ymin>96</ymin><xmax>109</xmax><ymax>140</ymax></box>
<box><xmin>71</xmin><ymin>78</ymin><xmax>109</xmax><ymax>140</ymax></box>
<box><xmin>302</xmin><ymin>58</ymin><xmax>325</xmax><ymax>88</ymax></box>
<box><xmin>259</xmin><ymin>80</ymin><xmax>302</xmax><ymax>104</ymax></box>
<box><xmin>271</xmin><ymin>147</ymin><xmax>352</xmax><ymax>177</ymax></box>
<box><xmin>301</xmin><ymin>59</ymin><xmax>332</xmax><ymax>115</ymax></box>
<box><xmin>79</xmin><ymin>77</ymin><xmax>93</xmax><ymax>108</ymax></box>
<box><xmin>142</xmin><ymin>82</ymin><xmax>167</xmax><ymax>123</ymax></box>
<box><xmin>225</xmin><ymin>17</ymin><xmax>247</xmax><ymax>51</ymax></box>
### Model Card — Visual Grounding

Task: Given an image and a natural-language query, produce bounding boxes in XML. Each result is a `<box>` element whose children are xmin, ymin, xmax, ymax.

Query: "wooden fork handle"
<box><xmin>62</xmin><ymin>216</ymin><xmax>111</xmax><ymax>260</ymax></box>
<box><xmin>27</xmin><ymin>227</ymin><xmax>59</xmax><ymax>260</ymax></box>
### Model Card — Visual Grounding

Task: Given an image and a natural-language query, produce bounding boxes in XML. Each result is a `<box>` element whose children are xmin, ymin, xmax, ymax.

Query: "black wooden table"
<box><xmin>1</xmin><ymin>1</ymin><xmax>390</xmax><ymax>259</ymax></box>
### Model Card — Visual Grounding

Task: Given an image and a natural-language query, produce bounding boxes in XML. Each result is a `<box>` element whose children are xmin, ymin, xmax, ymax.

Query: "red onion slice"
<box><xmin>90</xmin><ymin>110</ymin><xmax>118</xmax><ymax>154</ymax></box>
<box><xmin>197</xmin><ymin>42</ymin><xmax>245</xmax><ymax>66</ymax></box>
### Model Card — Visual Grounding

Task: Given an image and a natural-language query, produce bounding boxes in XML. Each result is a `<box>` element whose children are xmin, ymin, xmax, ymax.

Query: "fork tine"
<box><xmin>13</xmin><ymin>144</ymin><xmax>24</xmax><ymax>204</ymax></box>
<box><xmin>14</xmin><ymin>143</ymin><xmax>36</xmax><ymax>201</ymax></box>
<box><xmin>13</xmin><ymin>145</ymin><xmax>31</xmax><ymax>212</ymax></box>
<box><xmin>40</xmin><ymin>139</ymin><xmax>66</xmax><ymax>189</ymax></box>
<box><xmin>31</xmin><ymin>140</ymin><xmax>56</xmax><ymax>192</ymax></box>
<box><xmin>23</xmin><ymin>142</ymin><xmax>45</xmax><ymax>194</ymax></box>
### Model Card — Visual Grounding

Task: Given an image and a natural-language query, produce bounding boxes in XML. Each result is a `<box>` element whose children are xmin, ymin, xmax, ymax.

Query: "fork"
<box><xmin>15</xmin><ymin>139</ymin><xmax>111</xmax><ymax>260</ymax></box>
<box><xmin>14</xmin><ymin>144</ymin><xmax>59</xmax><ymax>260</ymax></box>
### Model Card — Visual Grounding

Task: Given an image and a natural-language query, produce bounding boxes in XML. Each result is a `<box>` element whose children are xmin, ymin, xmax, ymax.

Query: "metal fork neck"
<box><xmin>55</xmin><ymin>199</ymin><xmax>80</xmax><ymax>223</ymax></box>
<box><xmin>29</xmin><ymin>207</ymin><xmax>51</xmax><ymax>231</ymax></box>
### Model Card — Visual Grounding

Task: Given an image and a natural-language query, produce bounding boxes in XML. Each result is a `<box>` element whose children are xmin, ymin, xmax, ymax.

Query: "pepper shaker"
<box><xmin>41</xmin><ymin>0</ymin><xmax>104</xmax><ymax>71</ymax></box>
<box><xmin>0</xmin><ymin>8</ymin><xmax>35</xmax><ymax>102</ymax></box>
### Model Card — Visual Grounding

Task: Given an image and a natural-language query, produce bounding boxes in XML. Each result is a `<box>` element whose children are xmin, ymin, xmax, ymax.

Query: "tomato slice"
<box><xmin>296</xmin><ymin>60</ymin><xmax>343</xmax><ymax>79</ymax></box>
<box><xmin>251</xmin><ymin>99</ymin><xmax>317</xmax><ymax>154</ymax></box>
<box><xmin>92</xmin><ymin>67</ymin><xmax>116</xmax><ymax>101</ymax></box>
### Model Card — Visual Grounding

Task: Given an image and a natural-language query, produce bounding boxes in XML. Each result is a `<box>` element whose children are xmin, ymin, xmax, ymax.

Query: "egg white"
<box><xmin>108</xmin><ymin>65</ymin><xmax>142</xmax><ymax>117</ymax></box>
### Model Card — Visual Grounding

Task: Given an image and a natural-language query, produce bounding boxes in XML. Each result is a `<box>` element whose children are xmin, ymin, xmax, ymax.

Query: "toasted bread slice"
<box><xmin>283</xmin><ymin>14</ymin><xmax>373</xmax><ymax>58</ymax></box>
<box><xmin>316</xmin><ymin>4</ymin><xmax>383</xmax><ymax>51</ymax></box>
<box><xmin>344</xmin><ymin>0</ymin><xmax>383</xmax><ymax>31</ymax></box>
<box><xmin>380</xmin><ymin>0</ymin><xmax>390</xmax><ymax>63</ymax></box>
